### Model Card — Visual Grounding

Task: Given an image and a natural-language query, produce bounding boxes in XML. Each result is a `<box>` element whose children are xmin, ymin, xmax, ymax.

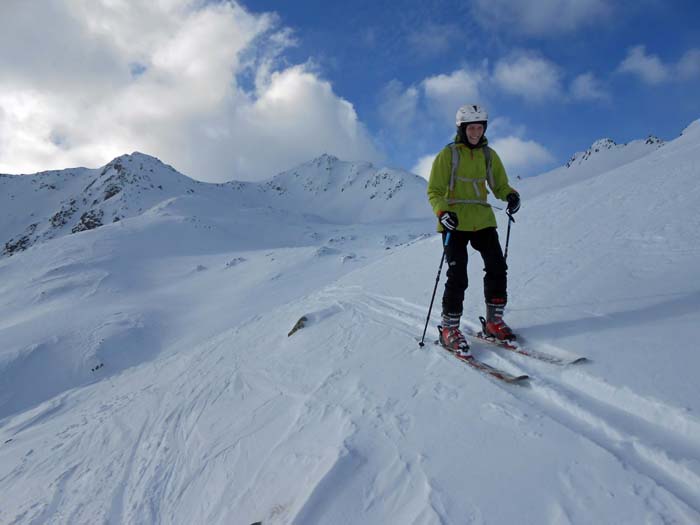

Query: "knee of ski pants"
<box><xmin>446</xmin><ymin>259</ymin><xmax>468</xmax><ymax>291</ymax></box>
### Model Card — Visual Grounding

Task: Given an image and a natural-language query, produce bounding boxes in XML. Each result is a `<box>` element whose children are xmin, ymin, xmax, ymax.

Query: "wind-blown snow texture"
<box><xmin>1</xmin><ymin>122</ymin><xmax>699</xmax><ymax>524</ymax></box>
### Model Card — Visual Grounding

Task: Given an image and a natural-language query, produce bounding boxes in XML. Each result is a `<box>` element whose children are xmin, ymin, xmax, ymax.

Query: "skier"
<box><xmin>427</xmin><ymin>104</ymin><xmax>520</xmax><ymax>354</ymax></box>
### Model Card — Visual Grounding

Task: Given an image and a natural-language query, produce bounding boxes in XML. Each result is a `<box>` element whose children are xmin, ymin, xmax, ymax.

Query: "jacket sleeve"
<box><xmin>427</xmin><ymin>148</ymin><xmax>451</xmax><ymax>215</ymax></box>
<box><xmin>489</xmin><ymin>149</ymin><xmax>517</xmax><ymax>201</ymax></box>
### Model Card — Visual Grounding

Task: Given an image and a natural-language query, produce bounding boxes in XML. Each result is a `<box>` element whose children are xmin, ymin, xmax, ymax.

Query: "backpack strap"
<box><xmin>448</xmin><ymin>143</ymin><xmax>494</xmax><ymax>205</ymax></box>
<box><xmin>483</xmin><ymin>146</ymin><xmax>494</xmax><ymax>188</ymax></box>
<box><xmin>448</xmin><ymin>143</ymin><xmax>459</xmax><ymax>194</ymax></box>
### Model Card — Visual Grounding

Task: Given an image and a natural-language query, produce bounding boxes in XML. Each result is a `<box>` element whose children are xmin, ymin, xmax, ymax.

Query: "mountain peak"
<box><xmin>104</xmin><ymin>151</ymin><xmax>179</xmax><ymax>173</ymax></box>
<box><xmin>1</xmin><ymin>152</ymin><xmax>201</xmax><ymax>256</ymax></box>
<box><xmin>565</xmin><ymin>135</ymin><xmax>664</xmax><ymax>169</ymax></box>
<box><xmin>590</xmin><ymin>138</ymin><xmax>616</xmax><ymax>151</ymax></box>
<box><xmin>314</xmin><ymin>152</ymin><xmax>340</xmax><ymax>163</ymax></box>
<box><xmin>298</xmin><ymin>153</ymin><xmax>343</xmax><ymax>171</ymax></box>
<box><xmin>111</xmin><ymin>151</ymin><xmax>160</xmax><ymax>162</ymax></box>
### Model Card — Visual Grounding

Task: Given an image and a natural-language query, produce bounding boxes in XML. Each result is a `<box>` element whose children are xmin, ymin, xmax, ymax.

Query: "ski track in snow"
<box><xmin>0</xmin><ymin>293</ymin><xmax>482</xmax><ymax>524</ymax></box>
<box><xmin>1</xmin><ymin>332</ymin><xmax>356</xmax><ymax>524</ymax></box>
<box><xmin>330</xmin><ymin>286</ymin><xmax>700</xmax><ymax>519</ymax></box>
<box><xmin>2</xmin><ymin>283</ymin><xmax>699</xmax><ymax>524</ymax></box>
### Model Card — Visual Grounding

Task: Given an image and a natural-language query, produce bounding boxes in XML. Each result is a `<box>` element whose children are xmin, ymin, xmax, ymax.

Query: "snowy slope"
<box><xmin>0</xmin><ymin>168</ymin><xmax>432</xmax><ymax>420</ymax></box>
<box><xmin>521</xmin><ymin>134</ymin><xmax>665</xmax><ymax>198</ymax></box>
<box><xmin>1</xmin><ymin>122</ymin><xmax>700</xmax><ymax>524</ymax></box>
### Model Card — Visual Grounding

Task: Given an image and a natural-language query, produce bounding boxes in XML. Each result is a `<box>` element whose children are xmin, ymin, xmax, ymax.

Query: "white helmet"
<box><xmin>455</xmin><ymin>104</ymin><xmax>488</xmax><ymax>127</ymax></box>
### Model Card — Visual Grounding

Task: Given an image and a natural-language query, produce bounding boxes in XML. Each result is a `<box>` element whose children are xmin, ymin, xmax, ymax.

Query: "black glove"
<box><xmin>506</xmin><ymin>192</ymin><xmax>520</xmax><ymax>214</ymax></box>
<box><xmin>439</xmin><ymin>211</ymin><xmax>458</xmax><ymax>231</ymax></box>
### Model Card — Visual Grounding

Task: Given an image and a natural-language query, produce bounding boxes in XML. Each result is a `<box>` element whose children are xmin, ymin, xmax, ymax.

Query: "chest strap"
<box><xmin>448</xmin><ymin>143</ymin><xmax>494</xmax><ymax>201</ymax></box>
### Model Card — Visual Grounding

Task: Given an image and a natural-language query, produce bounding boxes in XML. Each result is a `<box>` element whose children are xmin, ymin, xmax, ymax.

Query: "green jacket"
<box><xmin>427</xmin><ymin>136</ymin><xmax>516</xmax><ymax>232</ymax></box>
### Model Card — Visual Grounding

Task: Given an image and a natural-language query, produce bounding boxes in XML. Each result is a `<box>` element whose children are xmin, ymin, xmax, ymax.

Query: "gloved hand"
<box><xmin>506</xmin><ymin>192</ymin><xmax>520</xmax><ymax>214</ymax></box>
<box><xmin>439</xmin><ymin>211</ymin><xmax>459</xmax><ymax>231</ymax></box>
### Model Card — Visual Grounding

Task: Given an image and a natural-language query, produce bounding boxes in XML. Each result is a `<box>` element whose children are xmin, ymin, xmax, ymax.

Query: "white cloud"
<box><xmin>617</xmin><ymin>45</ymin><xmax>670</xmax><ymax>84</ymax></box>
<box><xmin>618</xmin><ymin>45</ymin><xmax>700</xmax><ymax>85</ymax></box>
<box><xmin>422</xmin><ymin>68</ymin><xmax>486</xmax><ymax>123</ymax></box>
<box><xmin>570</xmin><ymin>72</ymin><xmax>610</xmax><ymax>101</ymax></box>
<box><xmin>493</xmin><ymin>55</ymin><xmax>563</xmax><ymax>102</ymax></box>
<box><xmin>490</xmin><ymin>136</ymin><xmax>555</xmax><ymax>174</ymax></box>
<box><xmin>378</xmin><ymin>80</ymin><xmax>420</xmax><ymax>132</ymax></box>
<box><xmin>487</xmin><ymin>117</ymin><xmax>526</xmax><ymax>138</ymax></box>
<box><xmin>473</xmin><ymin>0</ymin><xmax>611</xmax><ymax>36</ymax></box>
<box><xmin>411</xmin><ymin>154</ymin><xmax>436</xmax><ymax>181</ymax></box>
<box><xmin>0</xmin><ymin>1</ymin><xmax>380</xmax><ymax>181</ymax></box>
<box><xmin>222</xmin><ymin>65</ymin><xmax>380</xmax><ymax>178</ymax></box>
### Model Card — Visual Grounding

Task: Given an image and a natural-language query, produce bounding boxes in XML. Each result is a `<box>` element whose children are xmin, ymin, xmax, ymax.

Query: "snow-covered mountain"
<box><xmin>1</xmin><ymin>153</ymin><xmax>201</xmax><ymax>255</ymax></box>
<box><xmin>1</xmin><ymin>152</ymin><xmax>429</xmax><ymax>256</ymax></box>
<box><xmin>565</xmin><ymin>135</ymin><xmax>663</xmax><ymax>168</ymax></box>
<box><xmin>521</xmin><ymin>133</ymin><xmax>665</xmax><ymax>197</ymax></box>
<box><xmin>261</xmin><ymin>154</ymin><xmax>430</xmax><ymax>223</ymax></box>
<box><xmin>1</xmin><ymin>121</ymin><xmax>700</xmax><ymax>524</ymax></box>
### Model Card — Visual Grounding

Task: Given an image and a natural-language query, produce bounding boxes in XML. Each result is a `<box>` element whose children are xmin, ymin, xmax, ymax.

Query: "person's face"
<box><xmin>466</xmin><ymin>123</ymin><xmax>484</xmax><ymax>145</ymax></box>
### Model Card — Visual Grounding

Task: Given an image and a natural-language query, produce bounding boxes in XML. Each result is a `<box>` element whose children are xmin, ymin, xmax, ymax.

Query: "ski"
<box><xmin>469</xmin><ymin>318</ymin><xmax>588</xmax><ymax>366</ymax></box>
<box><xmin>434</xmin><ymin>340</ymin><xmax>530</xmax><ymax>384</ymax></box>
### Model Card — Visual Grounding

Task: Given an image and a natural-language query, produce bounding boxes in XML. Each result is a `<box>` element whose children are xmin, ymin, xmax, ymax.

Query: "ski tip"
<box><xmin>570</xmin><ymin>357</ymin><xmax>590</xmax><ymax>365</ymax></box>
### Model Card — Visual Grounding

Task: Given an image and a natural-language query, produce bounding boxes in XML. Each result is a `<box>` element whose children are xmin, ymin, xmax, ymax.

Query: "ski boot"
<box><xmin>438</xmin><ymin>313</ymin><xmax>470</xmax><ymax>355</ymax></box>
<box><xmin>481</xmin><ymin>298</ymin><xmax>516</xmax><ymax>341</ymax></box>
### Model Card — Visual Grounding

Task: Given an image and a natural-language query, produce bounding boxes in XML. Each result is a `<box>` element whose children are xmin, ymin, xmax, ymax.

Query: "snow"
<box><xmin>1</xmin><ymin>122</ymin><xmax>700</xmax><ymax>524</ymax></box>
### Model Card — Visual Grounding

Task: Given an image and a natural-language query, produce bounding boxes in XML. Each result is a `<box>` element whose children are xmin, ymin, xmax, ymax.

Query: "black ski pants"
<box><xmin>441</xmin><ymin>227</ymin><xmax>507</xmax><ymax>316</ymax></box>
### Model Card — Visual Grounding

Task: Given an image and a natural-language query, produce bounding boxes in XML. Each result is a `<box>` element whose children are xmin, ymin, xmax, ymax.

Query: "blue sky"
<box><xmin>240</xmin><ymin>0</ymin><xmax>700</xmax><ymax>177</ymax></box>
<box><xmin>1</xmin><ymin>1</ymin><xmax>699</xmax><ymax>181</ymax></box>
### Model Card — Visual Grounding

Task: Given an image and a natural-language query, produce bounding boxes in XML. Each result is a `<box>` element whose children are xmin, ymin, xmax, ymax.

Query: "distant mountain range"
<box><xmin>1</xmin><ymin>153</ymin><xmax>430</xmax><ymax>257</ymax></box>
<box><xmin>0</xmin><ymin>129</ymin><xmax>678</xmax><ymax>257</ymax></box>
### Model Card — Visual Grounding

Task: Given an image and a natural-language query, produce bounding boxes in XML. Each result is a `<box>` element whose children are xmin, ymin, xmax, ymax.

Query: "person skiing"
<box><xmin>427</xmin><ymin>104</ymin><xmax>520</xmax><ymax>354</ymax></box>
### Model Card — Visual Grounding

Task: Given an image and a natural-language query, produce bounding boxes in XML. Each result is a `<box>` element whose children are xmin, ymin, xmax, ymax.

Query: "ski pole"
<box><xmin>419</xmin><ymin>232</ymin><xmax>450</xmax><ymax>347</ymax></box>
<box><xmin>503</xmin><ymin>211</ymin><xmax>515</xmax><ymax>261</ymax></box>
